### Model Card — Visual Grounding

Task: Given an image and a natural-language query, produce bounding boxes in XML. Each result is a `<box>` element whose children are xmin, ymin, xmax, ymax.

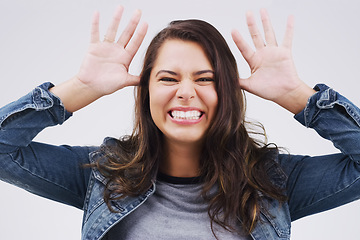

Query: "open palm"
<box><xmin>232</xmin><ymin>9</ymin><xmax>314</xmax><ymax>113</ymax></box>
<box><xmin>77</xmin><ymin>6</ymin><xmax>147</xmax><ymax>96</ymax></box>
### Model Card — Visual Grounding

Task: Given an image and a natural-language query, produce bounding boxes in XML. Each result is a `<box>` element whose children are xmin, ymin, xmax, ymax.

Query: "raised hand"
<box><xmin>50</xmin><ymin>6</ymin><xmax>147</xmax><ymax>112</ymax></box>
<box><xmin>77</xmin><ymin>5</ymin><xmax>148</xmax><ymax>96</ymax></box>
<box><xmin>232</xmin><ymin>9</ymin><xmax>315</xmax><ymax>114</ymax></box>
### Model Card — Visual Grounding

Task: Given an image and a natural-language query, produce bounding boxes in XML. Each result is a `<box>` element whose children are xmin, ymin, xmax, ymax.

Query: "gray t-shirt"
<box><xmin>105</xmin><ymin>174</ymin><xmax>251</xmax><ymax>239</ymax></box>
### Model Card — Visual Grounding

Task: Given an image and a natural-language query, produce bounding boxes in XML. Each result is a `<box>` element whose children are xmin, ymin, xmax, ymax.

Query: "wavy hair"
<box><xmin>91</xmin><ymin>19</ymin><xmax>287</xmax><ymax>237</ymax></box>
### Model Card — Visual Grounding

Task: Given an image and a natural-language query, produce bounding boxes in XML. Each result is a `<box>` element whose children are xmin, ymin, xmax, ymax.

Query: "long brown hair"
<box><xmin>91</xmin><ymin>19</ymin><xmax>287</xmax><ymax>237</ymax></box>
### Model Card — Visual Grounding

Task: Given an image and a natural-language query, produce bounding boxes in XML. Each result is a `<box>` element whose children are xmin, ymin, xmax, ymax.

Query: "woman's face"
<box><xmin>149</xmin><ymin>39</ymin><xmax>218</xmax><ymax>146</ymax></box>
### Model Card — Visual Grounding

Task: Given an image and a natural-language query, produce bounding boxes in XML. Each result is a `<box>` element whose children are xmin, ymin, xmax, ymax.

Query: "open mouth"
<box><xmin>169</xmin><ymin>110</ymin><xmax>204</xmax><ymax>120</ymax></box>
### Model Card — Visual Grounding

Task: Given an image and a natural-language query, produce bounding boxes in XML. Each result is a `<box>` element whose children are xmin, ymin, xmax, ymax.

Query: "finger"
<box><xmin>231</xmin><ymin>29</ymin><xmax>254</xmax><ymax>64</ymax></box>
<box><xmin>260</xmin><ymin>9</ymin><xmax>277</xmax><ymax>46</ymax></box>
<box><xmin>125</xmin><ymin>22</ymin><xmax>148</xmax><ymax>61</ymax></box>
<box><xmin>104</xmin><ymin>5</ymin><xmax>124</xmax><ymax>42</ymax></box>
<box><xmin>117</xmin><ymin>9</ymin><xmax>142</xmax><ymax>47</ymax></box>
<box><xmin>246</xmin><ymin>11</ymin><xmax>265</xmax><ymax>49</ymax></box>
<box><xmin>90</xmin><ymin>11</ymin><xmax>100</xmax><ymax>43</ymax></box>
<box><xmin>282</xmin><ymin>15</ymin><xmax>294</xmax><ymax>48</ymax></box>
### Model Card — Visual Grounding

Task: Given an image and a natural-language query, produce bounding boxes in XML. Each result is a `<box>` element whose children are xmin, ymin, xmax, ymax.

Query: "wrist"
<box><xmin>50</xmin><ymin>76</ymin><xmax>103</xmax><ymax>112</ymax></box>
<box><xmin>277</xmin><ymin>83</ymin><xmax>316</xmax><ymax>114</ymax></box>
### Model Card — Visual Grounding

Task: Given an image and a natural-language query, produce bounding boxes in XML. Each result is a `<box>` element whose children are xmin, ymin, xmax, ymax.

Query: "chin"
<box><xmin>167</xmin><ymin>133</ymin><xmax>205</xmax><ymax>145</ymax></box>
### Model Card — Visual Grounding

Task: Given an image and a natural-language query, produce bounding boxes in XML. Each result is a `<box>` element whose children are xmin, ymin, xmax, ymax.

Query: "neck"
<box><xmin>160</xmin><ymin>140</ymin><xmax>202</xmax><ymax>178</ymax></box>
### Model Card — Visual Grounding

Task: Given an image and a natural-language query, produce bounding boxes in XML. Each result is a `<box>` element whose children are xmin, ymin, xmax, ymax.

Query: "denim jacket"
<box><xmin>0</xmin><ymin>82</ymin><xmax>359</xmax><ymax>240</ymax></box>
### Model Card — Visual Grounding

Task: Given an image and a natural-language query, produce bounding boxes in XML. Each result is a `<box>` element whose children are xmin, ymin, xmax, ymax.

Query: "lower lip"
<box><xmin>168</xmin><ymin>113</ymin><xmax>204</xmax><ymax>125</ymax></box>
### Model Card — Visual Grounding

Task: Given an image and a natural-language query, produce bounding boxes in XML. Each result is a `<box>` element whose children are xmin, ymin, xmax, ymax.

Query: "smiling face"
<box><xmin>149</xmin><ymin>39</ymin><xmax>218</xmax><ymax>147</ymax></box>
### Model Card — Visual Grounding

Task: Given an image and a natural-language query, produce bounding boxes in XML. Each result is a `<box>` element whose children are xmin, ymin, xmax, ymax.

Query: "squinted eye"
<box><xmin>160</xmin><ymin>77</ymin><xmax>178</xmax><ymax>82</ymax></box>
<box><xmin>196</xmin><ymin>78</ymin><xmax>214</xmax><ymax>82</ymax></box>
<box><xmin>196</xmin><ymin>78</ymin><xmax>215</xmax><ymax>86</ymax></box>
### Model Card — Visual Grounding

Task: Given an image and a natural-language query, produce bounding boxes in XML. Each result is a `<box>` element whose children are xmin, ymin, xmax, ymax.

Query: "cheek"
<box><xmin>198</xmin><ymin>87</ymin><xmax>218</xmax><ymax>113</ymax></box>
<box><xmin>209</xmin><ymin>91</ymin><xmax>218</xmax><ymax>108</ymax></box>
<box><xmin>209</xmin><ymin>96</ymin><xmax>218</xmax><ymax>121</ymax></box>
<box><xmin>148</xmin><ymin>85</ymin><xmax>174</xmax><ymax>122</ymax></box>
<box><xmin>149</xmin><ymin>93</ymin><xmax>161</xmax><ymax>123</ymax></box>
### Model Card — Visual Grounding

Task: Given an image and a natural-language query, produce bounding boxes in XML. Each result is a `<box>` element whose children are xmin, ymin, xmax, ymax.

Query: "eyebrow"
<box><xmin>155</xmin><ymin>69</ymin><xmax>214</xmax><ymax>77</ymax></box>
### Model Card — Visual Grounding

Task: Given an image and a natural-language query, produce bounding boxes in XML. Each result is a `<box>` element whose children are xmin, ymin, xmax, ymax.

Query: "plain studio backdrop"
<box><xmin>0</xmin><ymin>0</ymin><xmax>359</xmax><ymax>239</ymax></box>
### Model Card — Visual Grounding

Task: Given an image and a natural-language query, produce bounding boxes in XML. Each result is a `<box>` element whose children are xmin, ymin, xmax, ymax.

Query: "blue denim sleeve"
<box><xmin>0</xmin><ymin>82</ymin><xmax>96</xmax><ymax>209</ymax></box>
<box><xmin>279</xmin><ymin>84</ymin><xmax>360</xmax><ymax>221</ymax></box>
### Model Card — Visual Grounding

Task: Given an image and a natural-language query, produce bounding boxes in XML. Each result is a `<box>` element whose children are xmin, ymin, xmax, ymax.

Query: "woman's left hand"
<box><xmin>232</xmin><ymin>9</ymin><xmax>315</xmax><ymax>114</ymax></box>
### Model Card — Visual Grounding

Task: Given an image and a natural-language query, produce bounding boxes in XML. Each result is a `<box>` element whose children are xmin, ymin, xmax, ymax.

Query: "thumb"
<box><xmin>125</xmin><ymin>74</ymin><xmax>141</xmax><ymax>87</ymax></box>
<box><xmin>238</xmin><ymin>77</ymin><xmax>252</xmax><ymax>93</ymax></box>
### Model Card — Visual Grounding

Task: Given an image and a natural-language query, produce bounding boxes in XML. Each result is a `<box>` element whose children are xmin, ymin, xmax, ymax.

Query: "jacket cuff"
<box><xmin>294</xmin><ymin>84</ymin><xmax>360</xmax><ymax>128</ymax></box>
<box><xmin>0</xmin><ymin>82</ymin><xmax>72</xmax><ymax>127</ymax></box>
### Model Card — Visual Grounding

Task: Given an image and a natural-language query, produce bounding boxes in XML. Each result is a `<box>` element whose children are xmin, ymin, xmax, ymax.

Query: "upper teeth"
<box><xmin>171</xmin><ymin>110</ymin><xmax>202</xmax><ymax>120</ymax></box>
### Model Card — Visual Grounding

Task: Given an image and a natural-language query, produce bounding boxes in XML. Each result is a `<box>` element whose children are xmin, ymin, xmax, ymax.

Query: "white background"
<box><xmin>0</xmin><ymin>0</ymin><xmax>359</xmax><ymax>239</ymax></box>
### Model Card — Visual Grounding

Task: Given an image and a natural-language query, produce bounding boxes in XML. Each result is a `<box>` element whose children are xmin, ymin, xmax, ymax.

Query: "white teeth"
<box><xmin>171</xmin><ymin>110</ymin><xmax>202</xmax><ymax>120</ymax></box>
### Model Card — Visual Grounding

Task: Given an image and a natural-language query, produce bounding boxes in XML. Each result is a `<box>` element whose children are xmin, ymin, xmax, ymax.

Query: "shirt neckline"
<box><xmin>157</xmin><ymin>171</ymin><xmax>203</xmax><ymax>185</ymax></box>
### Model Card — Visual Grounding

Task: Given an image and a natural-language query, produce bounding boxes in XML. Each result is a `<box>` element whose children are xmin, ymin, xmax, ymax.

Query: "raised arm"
<box><xmin>50</xmin><ymin>6</ymin><xmax>148</xmax><ymax>112</ymax></box>
<box><xmin>232</xmin><ymin>10</ymin><xmax>360</xmax><ymax>223</ymax></box>
<box><xmin>0</xmin><ymin>5</ymin><xmax>147</xmax><ymax>209</ymax></box>
<box><xmin>231</xmin><ymin>9</ymin><xmax>315</xmax><ymax>114</ymax></box>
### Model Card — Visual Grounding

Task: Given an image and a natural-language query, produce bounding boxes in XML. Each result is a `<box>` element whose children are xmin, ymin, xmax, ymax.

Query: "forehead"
<box><xmin>152</xmin><ymin>39</ymin><xmax>213</xmax><ymax>72</ymax></box>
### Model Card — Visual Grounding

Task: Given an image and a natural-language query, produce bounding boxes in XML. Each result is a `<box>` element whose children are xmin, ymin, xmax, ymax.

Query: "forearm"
<box><xmin>281</xmin><ymin>84</ymin><xmax>360</xmax><ymax>220</ymax></box>
<box><xmin>294</xmin><ymin>84</ymin><xmax>360</xmax><ymax>161</ymax></box>
<box><xmin>0</xmin><ymin>82</ymin><xmax>72</xmax><ymax>152</ymax></box>
<box><xmin>0</xmin><ymin>83</ymin><xmax>94</xmax><ymax>207</ymax></box>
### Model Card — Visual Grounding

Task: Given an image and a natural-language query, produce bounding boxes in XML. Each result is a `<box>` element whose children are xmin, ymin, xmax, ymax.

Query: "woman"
<box><xmin>0</xmin><ymin>5</ymin><xmax>359</xmax><ymax>240</ymax></box>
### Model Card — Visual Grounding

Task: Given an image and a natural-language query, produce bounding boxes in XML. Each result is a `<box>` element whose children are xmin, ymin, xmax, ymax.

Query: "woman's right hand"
<box><xmin>78</xmin><ymin>5</ymin><xmax>147</xmax><ymax>95</ymax></box>
<box><xmin>50</xmin><ymin>6</ymin><xmax>147</xmax><ymax>112</ymax></box>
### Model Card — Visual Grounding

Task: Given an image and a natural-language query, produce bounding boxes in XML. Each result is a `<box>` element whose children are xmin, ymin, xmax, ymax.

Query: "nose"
<box><xmin>176</xmin><ymin>79</ymin><xmax>196</xmax><ymax>100</ymax></box>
